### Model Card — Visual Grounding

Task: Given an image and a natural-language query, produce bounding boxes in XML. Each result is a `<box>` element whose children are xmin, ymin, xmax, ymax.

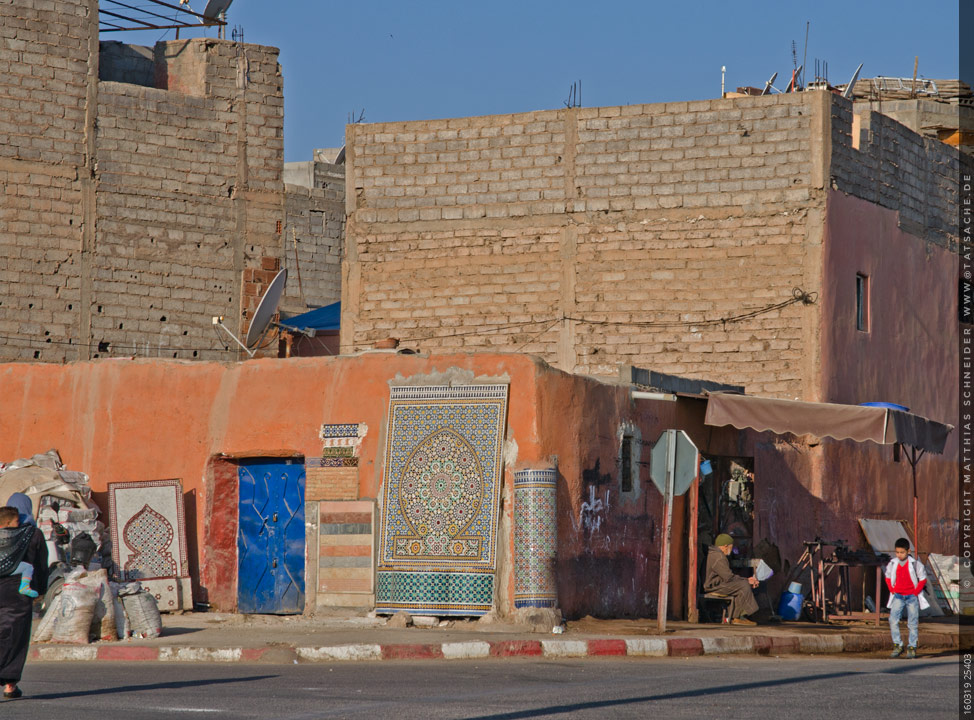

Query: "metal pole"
<box><xmin>657</xmin><ymin>431</ymin><xmax>676</xmax><ymax>633</ymax></box>
<box><xmin>912</xmin><ymin>446</ymin><xmax>919</xmax><ymax>558</ymax></box>
<box><xmin>875</xmin><ymin>565</ymin><xmax>881</xmax><ymax>626</ymax></box>
<box><xmin>687</xmin><ymin>470</ymin><xmax>700</xmax><ymax>623</ymax></box>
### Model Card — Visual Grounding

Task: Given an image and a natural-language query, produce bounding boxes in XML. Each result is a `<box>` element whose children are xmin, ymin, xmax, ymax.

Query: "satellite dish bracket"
<box><xmin>212</xmin><ymin>316</ymin><xmax>276</xmax><ymax>358</ymax></box>
<box><xmin>211</xmin><ymin>267</ymin><xmax>288</xmax><ymax>358</ymax></box>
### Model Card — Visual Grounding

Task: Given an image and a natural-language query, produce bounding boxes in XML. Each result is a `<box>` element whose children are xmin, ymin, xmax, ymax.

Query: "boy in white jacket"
<box><xmin>884</xmin><ymin>537</ymin><xmax>928</xmax><ymax>659</ymax></box>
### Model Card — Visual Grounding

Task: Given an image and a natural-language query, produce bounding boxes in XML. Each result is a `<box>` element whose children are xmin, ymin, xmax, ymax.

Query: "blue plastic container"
<box><xmin>777</xmin><ymin>591</ymin><xmax>803</xmax><ymax>621</ymax></box>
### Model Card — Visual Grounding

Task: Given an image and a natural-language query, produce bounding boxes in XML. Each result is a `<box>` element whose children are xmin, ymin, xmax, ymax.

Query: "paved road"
<box><xmin>3</xmin><ymin>655</ymin><xmax>958</xmax><ymax>719</ymax></box>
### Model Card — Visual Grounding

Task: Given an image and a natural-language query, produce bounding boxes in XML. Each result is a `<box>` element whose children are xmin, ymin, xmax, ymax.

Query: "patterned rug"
<box><xmin>376</xmin><ymin>384</ymin><xmax>508</xmax><ymax>616</ymax></box>
<box><xmin>108</xmin><ymin>478</ymin><xmax>192</xmax><ymax>611</ymax></box>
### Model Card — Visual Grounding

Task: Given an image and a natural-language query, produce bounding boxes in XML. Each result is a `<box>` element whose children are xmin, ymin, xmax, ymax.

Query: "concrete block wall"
<box><xmin>0</xmin><ymin>0</ymin><xmax>93</xmax><ymax>361</ymax></box>
<box><xmin>93</xmin><ymin>39</ymin><xmax>284</xmax><ymax>359</ymax></box>
<box><xmin>99</xmin><ymin>41</ymin><xmax>154</xmax><ymax>87</ymax></box>
<box><xmin>282</xmin><ymin>161</ymin><xmax>345</xmax><ymax>313</ymax></box>
<box><xmin>343</xmin><ymin>94</ymin><xmax>821</xmax><ymax>396</ymax></box>
<box><xmin>831</xmin><ymin>94</ymin><xmax>959</xmax><ymax>250</ymax></box>
<box><xmin>0</xmin><ymin>5</ymin><xmax>288</xmax><ymax>363</ymax></box>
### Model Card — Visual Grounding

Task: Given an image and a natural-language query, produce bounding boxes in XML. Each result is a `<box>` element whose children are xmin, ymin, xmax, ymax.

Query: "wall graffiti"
<box><xmin>580</xmin><ymin>484</ymin><xmax>610</xmax><ymax>535</ymax></box>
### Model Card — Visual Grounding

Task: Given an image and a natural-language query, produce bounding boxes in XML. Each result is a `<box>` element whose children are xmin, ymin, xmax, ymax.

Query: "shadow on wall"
<box><xmin>754</xmin><ymin>440</ymin><xmax>866</xmax><ymax>609</ymax></box>
<box><xmin>99</xmin><ymin>41</ymin><xmax>155</xmax><ymax>87</ymax></box>
<box><xmin>556</xmin><ymin>459</ymin><xmax>662</xmax><ymax>621</ymax></box>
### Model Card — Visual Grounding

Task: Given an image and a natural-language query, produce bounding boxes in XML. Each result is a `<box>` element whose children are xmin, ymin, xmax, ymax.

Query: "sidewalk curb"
<box><xmin>28</xmin><ymin>632</ymin><xmax>958</xmax><ymax>663</ymax></box>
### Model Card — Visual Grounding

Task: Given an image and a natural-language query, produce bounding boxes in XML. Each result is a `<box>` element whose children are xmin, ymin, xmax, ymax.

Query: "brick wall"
<box><xmin>344</xmin><ymin>94</ymin><xmax>821</xmax><ymax>396</ymax></box>
<box><xmin>99</xmin><ymin>41</ymin><xmax>154</xmax><ymax>87</ymax></box>
<box><xmin>0</xmin><ymin>16</ymin><xmax>287</xmax><ymax>362</ymax></box>
<box><xmin>282</xmin><ymin>160</ymin><xmax>345</xmax><ymax>313</ymax></box>
<box><xmin>0</xmin><ymin>0</ymin><xmax>92</xmax><ymax>361</ymax></box>
<box><xmin>831</xmin><ymin>95</ymin><xmax>960</xmax><ymax>250</ymax></box>
<box><xmin>343</xmin><ymin>91</ymin><xmax>959</xmax><ymax>397</ymax></box>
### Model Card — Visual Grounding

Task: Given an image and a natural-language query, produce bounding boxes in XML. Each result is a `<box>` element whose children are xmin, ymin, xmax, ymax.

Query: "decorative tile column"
<box><xmin>513</xmin><ymin>468</ymin><xmax>558</xmax><ymax>609</ymax></box>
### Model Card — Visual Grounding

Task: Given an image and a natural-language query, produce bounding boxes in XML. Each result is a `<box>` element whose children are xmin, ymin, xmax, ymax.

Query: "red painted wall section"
<box><xmin>201</xmin><ymin>457</ymin><xmax>241</xmax><ymax>610</ymax></box>
<box><xmin>820</xmin><ymin>190</ymin><xmax>958</xmax><ymax>553</ymax></box>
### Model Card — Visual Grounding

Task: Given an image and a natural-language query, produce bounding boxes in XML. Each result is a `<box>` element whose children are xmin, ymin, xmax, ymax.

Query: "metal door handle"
<box><xmin>272</xmin><ymin>559</ymin><xmax>278</xmax><ymax>568</ymax></box>
<box><xmin>273</xmin><ymin>512</ymin><xmax>278</xmax><ymax>522</ymax></box>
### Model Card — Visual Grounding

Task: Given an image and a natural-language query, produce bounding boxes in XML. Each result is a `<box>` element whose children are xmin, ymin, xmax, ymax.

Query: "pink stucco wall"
<box><xmin>818</xmin><ymin>190</ymin><xmax>958</xmax><ymax>553</ymax></box>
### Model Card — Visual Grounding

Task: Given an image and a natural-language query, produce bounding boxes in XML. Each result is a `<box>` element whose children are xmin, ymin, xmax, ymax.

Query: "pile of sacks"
<box><xmin>34</xmin><ymin>568</ymin><xmax>162</xmax><ymax>644</ymax></box>
<box><xmin>0</xmin><ymin>449</ymin><xmax>110</xmax><ymax>574</ymax></box>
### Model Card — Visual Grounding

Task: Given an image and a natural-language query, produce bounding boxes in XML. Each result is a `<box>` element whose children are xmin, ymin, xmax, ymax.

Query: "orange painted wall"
<box><xmin>2</xmin><ymin>348</ymin><xmax>923</xmax><ymax>618</ymax></box>
<box><xmin>531</xmin><ymin>367</ymin><xmax>744</xmax><ymax>618</ymax></box>
<box><xmin>0</xmin><ymin>353</ymin><xmax>546</xmax><ymax>605</ymax></box>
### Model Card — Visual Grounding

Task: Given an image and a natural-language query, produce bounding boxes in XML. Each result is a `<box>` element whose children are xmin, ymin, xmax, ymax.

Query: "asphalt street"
<box><xmin>1</xmin><ymin>655</ymin><xmax>959</xmax><ymax>720</ymax></box>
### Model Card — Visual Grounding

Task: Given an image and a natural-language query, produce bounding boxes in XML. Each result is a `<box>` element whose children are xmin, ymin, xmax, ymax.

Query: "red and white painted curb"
<box><xmin>27</xmin><ymin>632</ymin><xmax>955</xmax><ymax>663</ymax></box>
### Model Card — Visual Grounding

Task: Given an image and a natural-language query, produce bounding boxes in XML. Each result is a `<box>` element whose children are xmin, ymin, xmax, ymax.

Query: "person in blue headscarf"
<box><xmin>2</xmin><ymin>494</ymin><xmax>38</xmax><ymax>595</ymax></box>
<box><xmin>0</xmin><ymin>495</ymin><xmax>48</xmax><ymax>700</ymax></box>
<box><xmin>6</xmin><ymin>494</ymin><xmax>34</xmax><ymax>526</ymax></box>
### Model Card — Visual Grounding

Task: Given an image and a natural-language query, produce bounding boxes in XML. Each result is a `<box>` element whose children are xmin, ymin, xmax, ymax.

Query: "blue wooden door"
<box><xmin>237</xmin><ymin>459</ymin><xmax>305</xmax><ymax>614</ymax></box>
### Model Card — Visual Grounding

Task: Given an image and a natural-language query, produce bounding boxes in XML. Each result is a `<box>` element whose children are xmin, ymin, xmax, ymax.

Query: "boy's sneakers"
<box><xmin>890</xmin><ymin>644</ymin><xmax>904</xmax><ymax>658</ymax></box>
<box><xmin>906</xmin><ymin>646</ymin><xmax>917</xmax><ymax>659</ymax></box>
<box><xmin>18</xmin><ymin>578</ymin><xmax>38</xmax><ymax>598</ymax></box>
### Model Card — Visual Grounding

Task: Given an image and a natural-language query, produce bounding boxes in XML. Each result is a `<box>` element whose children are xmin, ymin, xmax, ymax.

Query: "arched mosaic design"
<box><xmin>376</xmin><ymin>384</ymin><xmax>508</xmax><ymax>616</ymax></box>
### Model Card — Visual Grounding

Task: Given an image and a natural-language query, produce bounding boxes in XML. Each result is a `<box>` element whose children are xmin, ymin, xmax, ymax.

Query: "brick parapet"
<box><xmin>283</xmin><ymin>182</ymin><xmax>345</xmax><ymax>313</ymax></box>
<box><xmin>829</xmin><ymin>93</ymin><xmax>959</xmax><ymax>250</ymax></box>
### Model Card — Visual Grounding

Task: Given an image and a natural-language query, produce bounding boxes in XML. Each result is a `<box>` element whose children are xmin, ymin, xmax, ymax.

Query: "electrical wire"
<box><xmin>404</xmin><ymin>287</ymin><xmax>817</xmax><ymax>344</ymax></box>
<box><xmin>0</xmin><ymin>288</ymin><xmax>817</xmax><ymax>359</ymax></box>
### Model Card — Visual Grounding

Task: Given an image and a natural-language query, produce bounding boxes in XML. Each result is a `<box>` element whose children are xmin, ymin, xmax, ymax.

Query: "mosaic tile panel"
<box><xmin>108</xmin><ymin>478</ymin><xmax>193</xmax><ymax>612</ymax></box>
<box><xmin>319</xmin><ymin>423</ymin><xmax>367</xmax><ymax>464</ymax></box>
<box><xmin>513</xmin><ymin>468</ymin><xmax>558</xmax><ymax>609</ymax></box>
<box><xmin>376</xmin><ymin>384</ymin><xmax>508</xmax><ymax>616</ymax></box>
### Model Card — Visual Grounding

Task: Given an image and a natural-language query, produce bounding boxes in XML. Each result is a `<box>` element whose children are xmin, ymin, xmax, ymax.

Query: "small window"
<box><xmin>856</xmin><ymin>274</ymin><xmax>869</xmax><ymax>332</ymax></box>
<box><xmin>620</xmin><ymin>435</ymin><xmax>634</xmax><ymax>493</ymax></box>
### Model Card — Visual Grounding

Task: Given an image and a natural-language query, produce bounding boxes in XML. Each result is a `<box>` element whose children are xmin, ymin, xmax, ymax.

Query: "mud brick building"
<box><xmin>342</xmin><ymin>92</ymin><xmax>959</xmax><ymax>405</ymax></box>
<box><xmin>0</xmin><ymin>0</ymin><xmax>343</xmax><ymax>362</ymax></box>
<box><xmin>341</xmin><ymin>91</ymin><xmax>962</xmax><ymax>562</ymax></box>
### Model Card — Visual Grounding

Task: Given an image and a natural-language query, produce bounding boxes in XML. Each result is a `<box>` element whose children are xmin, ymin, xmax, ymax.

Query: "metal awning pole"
<box><xmin>907</xmin><ymin>446</ymin><xmax>925</xmax><ymax>557</ymax></box>
<box><xmin>913</xmin><ymin>447</ymin><xmax>918</xmax><ymax>557</ymax></box>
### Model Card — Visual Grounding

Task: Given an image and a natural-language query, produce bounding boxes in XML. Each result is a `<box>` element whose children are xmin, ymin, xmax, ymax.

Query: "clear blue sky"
<box><xmin>110</xmin><ymin>1</ymin><xmax>960</xmax><ymax>162</ymax></box>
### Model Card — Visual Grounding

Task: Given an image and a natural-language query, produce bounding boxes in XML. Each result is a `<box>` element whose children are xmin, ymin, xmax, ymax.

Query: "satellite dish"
<box><xmin>842</xmin><ymin>63</ymin><xmax>864</xmax><ymax>99</ymax></box>
<box><xmin>202</xmin><ymin>0</ymin><xmax>233</xmax><ymax>21</ymax></box>
<box><xmin>761</xmin><ymin>72</ymin><xmax>778</xmax><ymax>96</ymax></box>
<box><xmin>246</xmin><ymin>268</ymin><xmax>287</xmax><ymax>346</ymax></box>
<box><xmin>212</xmin><ymin>268</ymin><xmax>287</xmax><ymax>358</ymax></box>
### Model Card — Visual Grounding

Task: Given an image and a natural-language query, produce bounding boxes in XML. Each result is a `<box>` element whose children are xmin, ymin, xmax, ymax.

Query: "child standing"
<box><xmin>0</xmin><ymin>509</ymin><xmax>37</xmax><ymax>598</ymax></box>
<box><xmin>885</xmin><ymin>537</ymin><xmax>928</xmax><ymax>659</ymax></box>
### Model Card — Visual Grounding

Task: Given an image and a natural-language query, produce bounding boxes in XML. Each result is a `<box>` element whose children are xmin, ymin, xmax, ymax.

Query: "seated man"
<box><xmin>704</xmin><ymin>533</ymin><xmax>759</xmax><ymax>625</ymax></box>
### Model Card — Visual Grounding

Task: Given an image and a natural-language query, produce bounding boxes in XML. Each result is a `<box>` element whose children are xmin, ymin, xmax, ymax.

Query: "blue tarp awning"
<box><xmin>280</xmin><ymin>301</ymin><xmax>340</xmax><ymax>333</ymax></box>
